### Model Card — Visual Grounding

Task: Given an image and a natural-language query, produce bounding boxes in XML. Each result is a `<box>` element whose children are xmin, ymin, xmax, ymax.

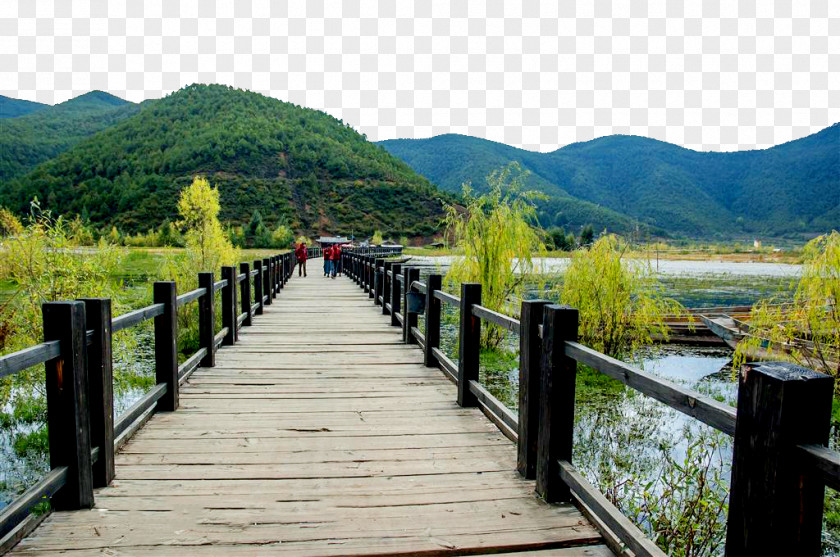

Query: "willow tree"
<box><xmin>444</xmin><ymin>163</ymin><xmax>545</xmax><ymax>348</ymax></box>
<box><xmin>560</xmin><ymin>234</ymin><xmax>681</xmax><ymax>359</ymax></box>
<box><xmin>735</xmin><ymin>231</ymin><xmax>840</xmax><ymax>378</ymax></box>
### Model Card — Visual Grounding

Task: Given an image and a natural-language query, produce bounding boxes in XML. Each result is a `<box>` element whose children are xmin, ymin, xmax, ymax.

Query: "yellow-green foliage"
<box><xmin>0</xmin><ymin>207</ymin><xmax>24</xmax><ymax>237</ymax></box>
<box><xmin>0</xmin><ymin>202</ymin><xmax>124</xmax><ymax>353</ymax></box>
<box><xmin>271</xmin><ymin>224</ymin><xmax>294</xmax><ymax>249</ymax></box>
<box><xmin>443</xmin><ymin>163</ymin><xmax>545</xmax><ymax>347</ymax></box>
<box><xmin>735</xmin><ymin>231</ymin><xmax>840</xmax><ymax>377</ymax></box>
<box><xmin>295</xmin><ymin>235</ymin><xmax>311</xmax><ymax>246</ymax></box>
<box><xmin>164</xmin><ymin>177</ymin><xmax>238</xmax><ymax>289</ymax></box>
<box><xmin>560</xmin><ymin>235</ymin><xmax>681</xmax><ymax>359</ymax></box>
<box><xmin>162</xmin><ymin>177</ymin><xmax>238</xmax><ymax>354</ymax></box>
<box><xmin>0</xmin><ymin>202</ymin><xmax>125</xmax><ymax>462</ymax></box>
<box><xmin>371</xmin><ymin>230</ymin><xmax>384</xmax><ymax>245</ymax></box>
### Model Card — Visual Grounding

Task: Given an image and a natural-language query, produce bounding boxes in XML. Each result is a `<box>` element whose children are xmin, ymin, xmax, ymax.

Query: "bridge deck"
<box><xmin>13</xmin><ymin>275</ymin><xmax>608</xmax><ymax>555</ymax></box>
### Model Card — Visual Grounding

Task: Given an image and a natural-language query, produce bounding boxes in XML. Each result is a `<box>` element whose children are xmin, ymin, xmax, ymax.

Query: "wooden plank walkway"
<box><xmin>13</xmin><ymin>275</ymin><xmax>608</xmax><ymax>555</ymax></box>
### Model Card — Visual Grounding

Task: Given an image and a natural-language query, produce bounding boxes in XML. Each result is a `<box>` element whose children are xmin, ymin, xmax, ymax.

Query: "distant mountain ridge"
<box><xmin>380</xmin><ymin>125</ymin><xmax>840</xmax><ymax>238</ymax></box>
<box><xmin>0</xmin><ymin>95</ymin><xmax>48</xmax><ymax>118</ymax></box>
<box><xmin>0</xmin><ymin>85</ymin><xmax>447</xmax><ymax>237</ymax></box>
<box><xmin>0</xmin><ymin>91</ymin><xmax>138</xmax><ymax>182</ymax></box>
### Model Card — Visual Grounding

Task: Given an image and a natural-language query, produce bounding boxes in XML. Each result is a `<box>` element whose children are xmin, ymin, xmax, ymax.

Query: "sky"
<box><xmin>1</xmin><ymin>0</ymin><xmax>838</xmax><ymax>152</ymax></box>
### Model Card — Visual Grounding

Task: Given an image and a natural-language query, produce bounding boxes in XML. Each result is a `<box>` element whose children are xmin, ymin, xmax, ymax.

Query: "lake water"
<box><xmin>407</xmin><ymin>255</ymin><xmax>802</xmax><ymax>277</ymax></box>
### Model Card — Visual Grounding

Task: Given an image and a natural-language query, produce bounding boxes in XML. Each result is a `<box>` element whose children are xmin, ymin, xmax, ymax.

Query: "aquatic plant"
<box><xmin>443</xmin><ymin>162</ymin><xmax>545</xmax><ymax>348</ymax></box>
<box><xmin>735</xmin><ymin>231</ymin><xmax>840</xmax><ymax>379</ymax></box>
<box><xmin>559</xmin><ymin>234</ymin><xmax>683</xmax><ymax>359</ymax></box>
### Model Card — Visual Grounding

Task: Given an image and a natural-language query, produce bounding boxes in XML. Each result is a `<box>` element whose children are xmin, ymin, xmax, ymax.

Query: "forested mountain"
<box><xmin>0</xmin><ymin>95</ymin><xmax>47</xmax><ymax>118</ymax></box>
<box><xmin>0</xmin><ymin>85</ymin><xmax>446</xmax><ymax>237</ymax></box>
<box><xmin>0</xmin><ymin>91</ymin><xmax>138</xmax><ymax>181</ymax></box>
<box><xmin>380</xmin><ymin>125</ymin><xmax>840</xmax><ymax>238</ymax></box>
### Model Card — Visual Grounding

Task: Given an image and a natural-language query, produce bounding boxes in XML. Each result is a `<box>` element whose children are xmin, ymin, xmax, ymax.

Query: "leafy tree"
<box><xmin>548</xmin><ymin>226</ymin><xmax>574</xmax><ymax>251</ymax></box>
<box><xmin>271</xmin><ymin>224</ymin><xmax>294</xmax><ymax>248</ymax></box>
<box><xmin>67</xmin><ymin>215</ymin><xmax>95</xmax><ymax>246</ymax></box>
<box><xmin>580</xmin><ymin>224</ymin><xmax>595</xmax><ymax>246</ymax></box>
<box><xmin>246</xmin><ymin>210</ymin><xmax>265</xmax><ymax>245</ymax></box>
<box><xmin>559</xmin><ymin>234</ymin><xmax>681</xmax><ymax>359</ymax></box>
<box><xmin>735</xmin><ymin>231</ymin><xmax>840</xmax><ymax>378</ymax></box>
<box><xmin>174</xmin><ymin>177</ymin><xmax>238</xmax><ymax>275</ymax></box>
<box><xmin>0</xmin><ymin>207</ymin><xmax>23</xmax><ymax>236</ymax></box>
<box><xmin>371</xmin><ymin>230</ymin><xmax>384</xmax><ymax>245</ymax></box>
<box><xmin>444</xmin><ymin>163</ymin><xmax>545</xmax><ymax>348</ymax></box>
<box><xmin>107</xmin><ymin>226</ymin><xmax>122</xmax><ymax>245</ymax></box>
<box><xmin>156</xmin><ymin>219</ymin><xmax>183</xmax><ymax>247</ymax></box>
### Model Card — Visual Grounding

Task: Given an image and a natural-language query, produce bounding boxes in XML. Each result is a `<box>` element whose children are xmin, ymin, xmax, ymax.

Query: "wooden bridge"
<box><xmin>1</xmin><ymin>247</ymin><xmax>839</xmax><ymax>555</ymax></box>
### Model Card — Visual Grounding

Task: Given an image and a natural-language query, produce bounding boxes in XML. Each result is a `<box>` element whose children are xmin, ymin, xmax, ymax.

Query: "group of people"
<box><xmin>294</xmin><ymin>242</ymin><xmax>342</xmax><ymax>279</ymax></box>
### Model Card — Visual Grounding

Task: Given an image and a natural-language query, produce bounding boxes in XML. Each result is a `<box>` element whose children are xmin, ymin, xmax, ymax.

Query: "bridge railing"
<box><xmin>341</xmin><ymin>250</ymin><xmax>838</xmax><ymax>556</ymax></box>
<box><xmin>0</xmin><ymin>250</ymin><xmax>302</xmax><ymax>547</ymax></box>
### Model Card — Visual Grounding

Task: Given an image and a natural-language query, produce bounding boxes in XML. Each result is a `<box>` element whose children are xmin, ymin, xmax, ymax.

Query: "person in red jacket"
<box><xmin>295</xmin><ymin>242</ymin><xmax>307</xmax><ymax>277</ymax></box>
<box><xmin>323</xmin><ymin>245</ymin><xmax>332</xmax><ymax>277</ymax></box>
<box><xmin>331</xmin><ymin>244</ymin><xmax>342</xmax><ymax>278</ymax></box>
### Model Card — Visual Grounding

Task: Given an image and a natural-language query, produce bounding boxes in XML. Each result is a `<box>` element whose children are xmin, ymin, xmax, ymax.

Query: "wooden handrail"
<box><xmin>0</xmin><ymin>341</ymin><xmax>61</xmax><ymax>379</ymax></box>
<box><xmin>565</xmin><ymin>340</ymin><xmax>738</xmax><ymax>436</ymax></box>
<box><xmin>111</xmin><ymin>303</ymin><xmax>165</xmax><ymax>332</ymax></box>
<box><xmin>471</xmin><ymin>304</ymin><xmax>520</xmax><ymax>335</ymax></box>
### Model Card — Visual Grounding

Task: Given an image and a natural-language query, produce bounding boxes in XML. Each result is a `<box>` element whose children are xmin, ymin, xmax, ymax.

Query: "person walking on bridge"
<box><xmin>295</xmin><ymin>241</ymin><xmax>308</xmax><ymax>277</ymax></box>
<box><xmin>323</xmin><ymin>244</ymin><xmax>332</xmax><ymax>277</ymax></box>
<box><xmin>330</xmin><ymin>243</ymin><xmax>342</xmax><ymax>279</ymax></box>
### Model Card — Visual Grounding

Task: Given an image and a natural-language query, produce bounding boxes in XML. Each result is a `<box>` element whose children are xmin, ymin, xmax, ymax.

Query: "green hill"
<box><xmin>1</xmin><ymin>85</ymin><xmax>447</xmax><ymax>238</ymax></box>
<box><xmin>380</xmin><ymin>125</ymin><xmax>840</xmax><ymax>239</ymax></box>
<box><xmin>0</xmin><ymin>95</ymin><xmax>47</xmax><ymax>118</ymax></box>
<box><xmin>0</xmin><ymin>91</ymin><xmax>138</xmax><ymax>182</ymax></box>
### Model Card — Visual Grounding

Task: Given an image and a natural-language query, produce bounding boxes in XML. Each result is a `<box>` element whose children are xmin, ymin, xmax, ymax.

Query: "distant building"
<box><xmin>317</xmin><ymin>236</ymin><xmax>351</xmax><ymax>247</ymax></box>
<box><xmin>753</xmin><ymin>239</ymin><xmax>762</xmax><ymax>249</ymax></box>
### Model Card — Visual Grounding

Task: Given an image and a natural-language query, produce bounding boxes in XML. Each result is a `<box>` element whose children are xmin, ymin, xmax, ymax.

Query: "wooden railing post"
<box><xmin>240</xmin><ymin>262</ymin><xmax>252</xmax><ymax>326</ymax></box>
<box><xmin>536</xmin><ymin>304</ymin><xmax>578</xmax><ymax>503</ymax></box>
<box><xmin>374</xmin><ymin>258</ymin><xmax>384</xmax><ymax>305</ymax></box>
<box><xmin>271</xmin><ymin>256</ymin><xmax>278</xmax><ymax>296</ymax></box>
<box><xmin>382</xmin><ymin>261</ymin><xmax>392</xmax><ymax>315</ymax></box>
<box><xmin>253</xmin><ymin>261</ymin><xmax>263</xmax><ymax>315</ymax></box>
<box><xmin>198</xmin><ymin>272</ymin><xmax>215</xmax><ymax>366</ymax></box>
<box><xmin>517</xmin><ymin>300</ymin><xmax>551</xmax><ymax>479</ymax></box>
<box><xmin>390</xmin><ymin>263</ymin><xmax>402</xmax><ymax>327</ymax></box>
<box><xmin>43</xmin><ymin>301</ymin><xmax>94</xmax><ymax>510</ymax></box>
<box><xmin>367</xmin><ymin>257</ymin><xmax>374</xmax><ymax>297</ymax></box>
<box><xmin>423</xmin><ymin>274</ymin><xmax>442</xmax><ymax>367</ymax></box>
<box><xmin>457</xmin><ymin>283</ymin><xmax>481</xmax><ymax>407</ymax></box>
<box><xmin>725</xmin><ymin>362</ymin><xmax>834</xmax><ymax>555</ymax></box>
<box><xmin>81</xmin><ymin>298</ymin><xmax>115</xmax><ymax>487</ymax></box>
<box><xmin>262</xmin><ymin>258</ymin><xmax>272</xmax><ymax>306</ymax></box>
<box><xmin>404</xmin><ymin>267</ymin><xmax>420</xmax><ymax>344</ymax></box>
<box><xmin>221</xmin><ymin>266</ymin><xmax>236</xmax><ymax>345</ymax></box>
<box><xmin>153</xmin><ymin>281</ymin><xmax>179</xmax><ymax>411</ymax></box>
